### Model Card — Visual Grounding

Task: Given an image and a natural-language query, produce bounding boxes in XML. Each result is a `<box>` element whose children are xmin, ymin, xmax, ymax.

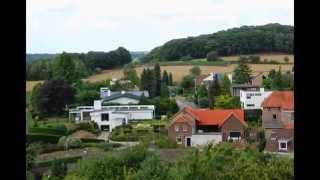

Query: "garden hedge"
<box><xmin>80</xmin><ymin>138</ymin><xmax>105</xmax><ymax>143</ymax></box>
<box><xmin>27</xmin><ymin>133</ymin><xmax>61</xmax><ymax>144</ymax></box>
<box><xmin>35</xmin><ymin>156</ymin><xmax>82</xmax><ymax>167</ymax></box>
<box><xmin>28</xmin><ymin>127</ymin><xmax>67</xmax><ymax>136</ymax></box>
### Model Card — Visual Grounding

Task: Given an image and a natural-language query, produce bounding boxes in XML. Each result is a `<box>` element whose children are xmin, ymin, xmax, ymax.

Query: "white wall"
<box><xmin>240</xmin><ymin>89</ymin><xmax>273</xmax><ymax>110</ymax></box>
<box><xmin>90</xmin><ymin>111</ymin><xmax>128</xmax><ymax>132</ymax></box>
<box><xmin>107</xmin><ymin>97</ymin><xmax>139</xmax><ymax>105</ymax></box>
<box><xmin>90</xmin><ymin>109</ymin><xmax>154</xmax><ymax>132</ymax></box>
<box><xmin>191</xmin><ymin>134</ymin><xmax>222</xmax><ymax>147</ymax></box>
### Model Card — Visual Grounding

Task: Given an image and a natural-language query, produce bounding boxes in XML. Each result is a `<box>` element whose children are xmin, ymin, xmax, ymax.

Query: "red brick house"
<box><xmin>261</xmin><ymin>91</ymin><xmax>294</xmax><ymax>152</ymax></box>
<box><xmin>168</xmin><ymin>107</ymin><xmax>247</xmax><ymax>147</ymax></box>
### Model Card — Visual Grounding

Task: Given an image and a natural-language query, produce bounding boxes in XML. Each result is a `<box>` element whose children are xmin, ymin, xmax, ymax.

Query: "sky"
<box><xmin>27</xmin><ymin>0</ymin><xmax>294</xmax><ymax>54</ymax></box>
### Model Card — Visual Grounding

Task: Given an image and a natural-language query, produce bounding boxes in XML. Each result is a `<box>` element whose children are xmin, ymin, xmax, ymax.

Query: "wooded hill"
<box><xmin>142</xmin><ymin>23</ymin><xmax>293</xmax><ymax>62</ymax></box>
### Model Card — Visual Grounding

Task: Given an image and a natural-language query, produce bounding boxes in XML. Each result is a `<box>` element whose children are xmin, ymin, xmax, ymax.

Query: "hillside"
<box><xmin>26</xmin><ymin>53</ymin><xmax>57</xmax><ymax>61</ymax></box>
<box><xmin>143</xmin><ymin>23</ymin><xmax>293</xmax><ymax>62</ymax></box>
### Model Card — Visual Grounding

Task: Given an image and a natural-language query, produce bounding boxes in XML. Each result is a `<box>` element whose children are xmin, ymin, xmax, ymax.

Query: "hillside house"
<box><xmin>240</xmin><ymin>88</ymin><xmax>272</xmax><ymax>110</ymax></box>
<box><xmin>168</xmin><ymin>107</ymin><xmax>247</xmax><ymax>147</ymax></box>
<box><xmin>261</xmin><ymin>91</ymin><xmax>294</xmax><ymax>153</ymax></box>
<box><xmin>100</xmin><ymin>87</ymin><xmax>149</xmax><ymax>105</ymax></box>
<box><xmin>69</xmin><ymin>100</ymin><xmax>155</xmax><ymax>132</ymax></box>
<box><xmin>230</xmin><ymin>84</ymin><xmax>260</xmax><ymax>97</ymax></box>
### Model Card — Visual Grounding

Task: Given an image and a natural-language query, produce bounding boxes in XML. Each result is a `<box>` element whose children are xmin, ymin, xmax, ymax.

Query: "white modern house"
<box><xmin>239</xmin><ymin>88</ymin><xmax>273</xmax><ymax>110</ymax></box>
<box><xmin>69</xmin><ymin>100</ymin><xmax>155</xmax><ymax>132</ymax></box>
<box><xmin>100</xmin><ymin>87</ymin><xmax>149</xmax><ymax>105</ymax></box>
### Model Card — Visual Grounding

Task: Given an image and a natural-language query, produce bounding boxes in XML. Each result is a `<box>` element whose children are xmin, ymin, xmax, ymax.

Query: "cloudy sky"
<box><xmin>27</xmin><ymin>0</ymin><xmax>294</xmax><ymax>53</ymax></box>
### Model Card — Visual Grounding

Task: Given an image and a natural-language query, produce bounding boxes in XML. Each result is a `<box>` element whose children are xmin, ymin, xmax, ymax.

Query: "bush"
<box><xmin>155</xmin><ymin>136</ymin><xmax>178</xmax><ymax>148</ymax></box>
<box><xmin>57</xmin><ymin>136</ymin><xmax>82</xmax><ymax>149</ymax></box>
<box><xmin>27</xmin><ymin>133</ymin><xmax>61</xmax><ymax>144</ymax></box>
<box><xmin>77</xmin><ymin>122</ymin><xmax>100</xmax><ymax>134</ymax></box>
<box><xmin>249</xmin><ymin>55</ymin><xmax>260</xmax><ymax>63</ymax></box>
<box><xmin>206</xmin><ymin>51</ymin><xmax>220</xmax><ymax>61</ymax></box>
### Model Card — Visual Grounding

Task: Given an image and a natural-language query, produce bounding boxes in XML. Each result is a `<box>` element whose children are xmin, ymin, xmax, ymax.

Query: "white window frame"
<box><xmin>228</xmin><ymin>131</ymin><xmax>241</xmax><ymax>141</ymax></box>
<box><xmin>176</xmin><ymin>136</ymin><xmax>182</xmax><ymax>144</ymax></box>
<box><xmin>101</xmin><ymin>113</ymin><xmax>109</xmax><ymax>121</ymax></box>
<box><xmin>278</xmin><ymin>140</ymin><xmax>288</xmax><ymax>151</ymax></box>
<box><xmin>175</xmin><ymin>125</ymin><xmax>179</xmax><ymax>132</ymax></box>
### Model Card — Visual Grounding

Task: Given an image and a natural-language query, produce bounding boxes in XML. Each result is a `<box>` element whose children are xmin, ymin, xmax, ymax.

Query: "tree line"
<box><xmin>142</xmin><ymin>23</ymin><xmax>293</xmax><ymax>62</ymax></box>
<box><xmin>26</xmin><ymin>47</ymin><xmax>132</xmax><ymax>81</ymax></box>
<box><xmin>61</xmin><ymin>143</ymin><xmax>293</xmax><ymax>180</ymax></box>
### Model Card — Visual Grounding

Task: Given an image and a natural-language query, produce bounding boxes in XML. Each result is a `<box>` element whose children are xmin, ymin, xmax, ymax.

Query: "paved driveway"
<box><xmin>175</xmin><ymin>96</ymin><xmax>197</xmax><ymax>110</ymax></box>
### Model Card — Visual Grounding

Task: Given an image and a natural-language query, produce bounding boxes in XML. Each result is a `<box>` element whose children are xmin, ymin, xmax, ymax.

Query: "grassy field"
<box><xmin>84</xmin><ymin>64</ymin><xmax>293</xmax><ymax>83</ymax></box>
<box><xmin>26</xmin><ymin>54</ymin><xmax>294</xmax><ymax>91</ymax></box>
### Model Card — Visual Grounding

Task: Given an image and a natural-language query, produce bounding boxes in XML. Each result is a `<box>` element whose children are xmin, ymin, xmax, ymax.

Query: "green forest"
<box><xmin>143</xmin><ymin>23</ymin><xmax>293</xmax><ymax>62</ymax></box>
<box><xmin>26</xmin><ymin>47</ymin><xmax>131</xmax><ymax>81</ymax></box>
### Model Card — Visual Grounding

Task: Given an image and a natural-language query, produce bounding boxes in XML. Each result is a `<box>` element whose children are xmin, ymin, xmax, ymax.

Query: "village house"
<box><xmin>261</xmin><ymin>91</ymin><xmax>294</xmax><ymax>153</ymax></box>
<box><xmin>240</xmin><ymin>88</ymin><xmax>272</xmax><ymax>110</ymax></box>
<box><xmin>230</xmin><ymin>84</ymin><xmax>260</xmax><ymax>97</ymax></box>
<box><xmin>195</xmin><ymin>72</ymin><xmax>232</xmax><ymax>87</ymax></box>
<box><xmin>168</xmin><ymin>107</ymin><xmax>247</xmax><ymax>147</ymax></box>
<box><xmin>69</xmin><ymin>100</ymin><xmax>155</xmax><ymax>132</ymax></box>
<box><xmin>100</xmin><ymin>87</ymin><xmax>149</xmax><ymax>105</ymax></box>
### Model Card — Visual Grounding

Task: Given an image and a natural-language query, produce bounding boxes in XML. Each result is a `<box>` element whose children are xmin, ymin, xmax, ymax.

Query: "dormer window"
<box><xmin>175</xmin><ymin>125</ymin><xmax>179</xmax><ymax>132</ymax></box>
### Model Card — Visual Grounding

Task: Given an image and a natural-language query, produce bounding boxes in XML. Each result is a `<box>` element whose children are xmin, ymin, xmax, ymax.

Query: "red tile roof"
<box><xmin>261</xmin><ymin>91</ymin><xmax>294</xmax><ymax>110</ymax></box>
<box><xmin>184</xmin><ymin>107</ymin><xmax>245</xmax><ymax>126</ymax></box>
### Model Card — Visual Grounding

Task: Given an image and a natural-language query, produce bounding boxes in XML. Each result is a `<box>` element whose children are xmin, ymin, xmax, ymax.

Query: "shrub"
<box><xmin>155</xmin><ymin>136</ymin><xmax>178</xmax><ymax>148</ymax></box>
<box><xmin>41</xmin><ymin>143</ymin><xmax>65</xmax><ymax>153</ymax></box>
<box><xmin>27</xmin><ymin>133</ymin><xmax>61</xmax><ymax>144</ymax></box>
<box><xmin>96</xmin><ymin>143</ymin><xmax>115</xmax><ymax>151</ymax></box>
<box><xmin>206</xmin><ymin>51</ymin><xmax>220</xmax><ymax>61</ymax></box>
<box><xmin>77</xmin><ymin>122</ymin><xmax>100</xmax><ymax>134</ymax></box>
<box><xmin>57</xmin><ymin>136</ymin><xmax>82</xmax><ymax>149</ymax></box>
<box><xmin>249</xmin><ymin>55</ymin><xmax>260</xmax><ymax>63</ymax></box>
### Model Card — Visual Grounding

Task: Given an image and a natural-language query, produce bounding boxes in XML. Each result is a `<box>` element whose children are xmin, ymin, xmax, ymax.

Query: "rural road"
<box><xmin>175</xmin><ymin>96</ymin><xmax>198</xmax><ymax>110</ymax></box>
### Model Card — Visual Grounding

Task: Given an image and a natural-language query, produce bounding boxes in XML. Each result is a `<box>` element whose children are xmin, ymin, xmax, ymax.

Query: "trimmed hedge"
<box><xmin>27</xmin><ymin>133</ymin><xmax>61</xmax><ymax>144</ymax></box>
<box><xmin>35</xmin><ymin>156</ymin><xmax>82</xmax><ymax>167</ymax></box>
<box><xmin>80</xmin><ymin>138</ymin><xmax>105</xmax><ymax>143</ymax></box>
<box><xmin>28</xmin><ymin>127</ymin><xmax>67</xmax><ymax>136</ymax></box>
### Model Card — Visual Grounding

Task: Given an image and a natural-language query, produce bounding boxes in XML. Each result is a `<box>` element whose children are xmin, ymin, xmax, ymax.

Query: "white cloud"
<box><xmin>27</xmin><ymin>0</ymin><xmax>294</xmax><ymax>53</ymax></box>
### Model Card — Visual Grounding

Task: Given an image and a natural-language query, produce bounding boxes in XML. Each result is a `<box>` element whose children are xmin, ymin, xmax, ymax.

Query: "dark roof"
<box><xmin>110</xmin><ymin>90</ymin><xmax>149</xmax><ymax>97</ymax></box>
<box><xmin>102</xmin><ymin>93</ymin><xmax>141</xmax><ymax>101</ymax></box>
<box><xmin>263</xmin><ymin>121</ymin><xmax>284</xmax><ymax>129</ymax></box>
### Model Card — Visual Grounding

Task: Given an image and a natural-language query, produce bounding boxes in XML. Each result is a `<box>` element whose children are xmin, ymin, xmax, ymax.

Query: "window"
<box><xmin>246</xmin><ymin>95</ymin><xmax>251</xmax><ymax>99</ymax></box>
<box><xmin>101</xmin><ymin>113</ymin><xmax>109</xmax><ymax>121</ymax></box>
<box><xmin>182</xmin><ymin>125</ymin><xmax>188</xmax><ymax>132</ymax></box>
<box><xmin>228</xmin><ymin>132</ymin><xmax>241</xmax><ymax>141</ymax></box>
<box><xmin>247</xmin><ymin>104</ymin><xmax>254</xmax><ymax>107</ymax></box>
<box><xmin>278</xmin><ymin>141</ymin><xmax>288</xmax><ymax>151</ymax></box>
<box><xmin>272</xmin><ymin>114</ymin><xmax>277</xmax><ymax>120</ymax></box>
<box><xmin>175</xmin><ymin>125</ymin><xmax>180</xmax><ymax>132</ymax></box>
<box><xmin>176</xmin><ymin>136</ymin><xmax>182</xmax><ymax>144</ymax></box>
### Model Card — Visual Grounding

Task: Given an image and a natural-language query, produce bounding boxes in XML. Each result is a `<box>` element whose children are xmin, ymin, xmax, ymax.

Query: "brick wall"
<box><xmin>221</xmin><ymin>115</ymin><xmax>246</xmax><ymax>141</ymax></box>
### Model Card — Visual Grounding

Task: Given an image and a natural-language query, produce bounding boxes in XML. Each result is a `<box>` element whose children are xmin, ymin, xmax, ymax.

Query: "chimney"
<box><xmin>94</xmin><ymin>100</ymin><xmax>102</xmax><ymax>110</ymax></box>
<box><xmin>100</xmin><ymin>87</ymin><xmax>111</xmax><ymax>98</ymax></box>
